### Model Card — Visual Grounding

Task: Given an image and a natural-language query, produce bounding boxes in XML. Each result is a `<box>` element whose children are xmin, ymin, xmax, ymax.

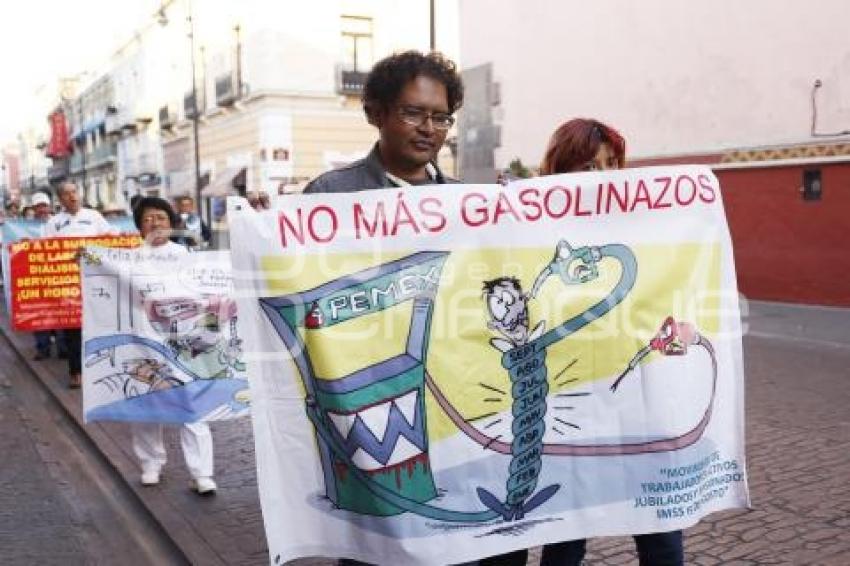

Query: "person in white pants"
<box><xmin>132</xmin><ymin>421</ymin><xmax>215</xmax><ymax>493</ymax></box>
<box><xmin>130</xmin><ymin>196</ymin><xmax>217</xmax><ymax>495</ymax></box>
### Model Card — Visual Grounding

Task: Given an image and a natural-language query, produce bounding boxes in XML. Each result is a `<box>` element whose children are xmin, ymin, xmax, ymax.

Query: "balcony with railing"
<box><xmin>67</xmin><ymin>142</ymin><xmax>117</xmax><ymax>173</ymax></box>
<box><xmin>69</xmin><ymin>152</ymin><xmax>84</xmax><ymax>174</ymax></box>
<box><xmin>159</xmin><ymin>105</ymin><xmax>176</xmax><ymax>129</ymax></box>
<box><xmin>48</xmin><ymin>160</ymin><xmax>70</xmax><ymax>181</ymax></box>
<box><xmin>89</xmin><ymin>142</ymin><xmax>118</xmax><ymax>168</ymax></box>
<box><xmin>184</xmin><ymin>91</ymin><xmax>204</xmax><ymax>120</ymax></box>
<box><xmin>336</xmin><ymin>66</ymin><xmax>369</xmax><ymax>95</ymax></box>
<box><xmin>215</xmin><ymin>73</ymin><xmax>238</xmax><ymax>107</ymax></box>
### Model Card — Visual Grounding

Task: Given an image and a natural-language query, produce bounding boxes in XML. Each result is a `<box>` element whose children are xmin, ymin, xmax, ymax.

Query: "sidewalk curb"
<box><xmin>0</xmin><ymin>318</ymin><xmax>227</xmax><ymax>566</ymax></box>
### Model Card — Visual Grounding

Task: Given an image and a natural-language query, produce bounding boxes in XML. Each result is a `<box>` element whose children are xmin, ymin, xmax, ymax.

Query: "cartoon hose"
<box><xmin>427</xmin><ymin>314</ymin><xmax>717</xmax><ymax>458</ymax></box>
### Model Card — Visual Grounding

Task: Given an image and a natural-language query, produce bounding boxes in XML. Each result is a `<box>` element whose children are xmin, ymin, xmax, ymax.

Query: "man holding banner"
<box><xmin>43</xmin><ymin>181</ymin><xmax>113</xmax><ymax>388</ymax></box>
<box><xmin>304</xmin><ymin>49</ymin><xmax>465</xmax><ymax>566</ymax></box>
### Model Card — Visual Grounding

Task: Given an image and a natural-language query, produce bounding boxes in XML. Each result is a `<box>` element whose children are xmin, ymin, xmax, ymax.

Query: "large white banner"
<box><xmin>81</xmin><ymin>247</ymin><xmax>250</xmax><ymax>423</ymax></box>
<box><xmin>229</xmin><ymin>166</ymin><xmax>748</xmax><ymax>565</ymax></box>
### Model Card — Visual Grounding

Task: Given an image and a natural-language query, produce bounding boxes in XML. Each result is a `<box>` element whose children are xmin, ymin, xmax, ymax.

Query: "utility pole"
<box><xmin>235</xmin><ymin>24</ymin><xmax>243</xmax><ymax>96</ymax></box>
<box><xmin>1</xmin><ymin>163</ymin><xmax>6</xmax><ymax>207</ymax></box>
<box><xmin>429</xmin><ymin>0</ymin><xmax>436</xmax><ymax>51</ymax></box>
<box><xmin>188</xmin><ymin>3</ymin><xmax>202</xmax><ymax>217</ymax></box>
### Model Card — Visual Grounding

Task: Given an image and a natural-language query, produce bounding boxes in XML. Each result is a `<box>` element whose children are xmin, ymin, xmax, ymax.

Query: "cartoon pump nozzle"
<box><xmin>530</xmin><ymin>240</ymin><xmax>603</xmax><ymax>298</ymax></box>
<box><xmin>610</xmin><ymin>316</ymin><xmax>700</xmax><ymax>392</ymax></box>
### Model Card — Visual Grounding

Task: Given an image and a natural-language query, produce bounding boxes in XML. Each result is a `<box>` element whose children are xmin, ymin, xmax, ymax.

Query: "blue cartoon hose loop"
<box><xmin>506</xmin><ymin>348</ymin><xmax>548</xmax><ymax>509</ymax></box>
<box><xmin>477</xmin><ymin>242</ymin><xmax>636</xmax><ymax>520</ymax></box>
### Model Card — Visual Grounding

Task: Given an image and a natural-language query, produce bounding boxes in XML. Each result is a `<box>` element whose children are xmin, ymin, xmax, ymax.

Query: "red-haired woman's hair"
<box><xmin>539</xmin><ymin>118</ymin><xmax>626</xmax><ymax>175</ymax></box>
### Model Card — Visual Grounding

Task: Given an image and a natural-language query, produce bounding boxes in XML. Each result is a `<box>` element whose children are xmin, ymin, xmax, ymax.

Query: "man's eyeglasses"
<box><xmin>397</xmin><ymin>106</ymin><xmax>455</xmax><ymax>131</ymax></box>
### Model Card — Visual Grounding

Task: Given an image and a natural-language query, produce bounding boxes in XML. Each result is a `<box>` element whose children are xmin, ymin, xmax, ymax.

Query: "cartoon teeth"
<box><xmin>326</xmin><ymin>389</ymin><xmax>422</xmax><ymax>471</ymax></box>
<box><xmin>351</xmin><ymin>448</ymin><xmax>384</xmax><ymax>470</ymax></box>
<box><xmin>386</xmin><ymin>436</ymin><xmax>421</xmax><ymax>467</ymax></box>
<box><xmin>394</xmin><ymin>389</ymin><xmax>417</xmax><ymax>426</ymax></box>
<box><xmin>358</xmin><ymin>400</ymin><xmax>392</xmax><ymax>442</ymax></box>
<box><xmin>328</xmin><ymin>412</ymin><xmax>357</xmax><ymax>438</ymax></box>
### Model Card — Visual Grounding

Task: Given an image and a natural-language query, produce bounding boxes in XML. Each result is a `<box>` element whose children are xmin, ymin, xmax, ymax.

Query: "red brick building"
<box><xmin>633</xmin><ymin>142</ymin><xmax>850</xmax><ymax>307</ymax></box>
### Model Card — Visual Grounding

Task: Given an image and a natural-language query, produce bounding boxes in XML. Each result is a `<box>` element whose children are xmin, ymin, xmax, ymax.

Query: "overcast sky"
<box><xmin>0</xmin><ymin>0</ymin><xmax>160</xmax><ymax>144</ymax></box>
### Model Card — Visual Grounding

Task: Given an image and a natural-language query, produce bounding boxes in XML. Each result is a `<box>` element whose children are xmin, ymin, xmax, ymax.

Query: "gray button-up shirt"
<box><xmin>303</xmin><ymin>143</ymin><xmax>456</xmax><ymax>194</ymax></box>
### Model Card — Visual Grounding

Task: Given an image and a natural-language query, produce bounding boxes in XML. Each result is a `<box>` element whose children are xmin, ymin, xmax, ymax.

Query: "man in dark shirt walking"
<box><xmin>305</xmin><ymin>50</ymin><xmax>468</xmax><ymax>566</ymax></box>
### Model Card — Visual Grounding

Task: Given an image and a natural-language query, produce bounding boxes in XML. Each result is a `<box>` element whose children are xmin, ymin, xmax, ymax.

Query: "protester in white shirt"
<box><xmin>44</xmin><ymin>181</ymin><xmax>113</xmax><ymax>388</ymax></box>
<box><xmin>43</xmin><ymin>181</ymin><xmax>113</xmax><ymax>238</ymax></box>
<box><xmin>129</xmin><ymin>196</ymin><xmax>217</xmax><ymax>495</ymax></box>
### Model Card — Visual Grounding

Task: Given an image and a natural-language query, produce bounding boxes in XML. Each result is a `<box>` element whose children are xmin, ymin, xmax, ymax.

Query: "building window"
<box><xmin>802</xmin><ymin>169</ymin><xmax>822</xmax><ymax>201</ymax></box>
<box><xmin>341</xmin><ymin>15</ymin><xmax>373</xmax><ymax>72</ymax></box>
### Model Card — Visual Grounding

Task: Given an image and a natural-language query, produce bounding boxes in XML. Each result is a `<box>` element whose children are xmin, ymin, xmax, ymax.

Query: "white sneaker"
<box><xmin>190</xmin><ymin>476</ymin><xmax>217</xmax><ymax>495</ymax></box>
<box><xmin>141</xmin><ymin>469</ymin><xmax>161</xmax><ymax>486</ymax></box>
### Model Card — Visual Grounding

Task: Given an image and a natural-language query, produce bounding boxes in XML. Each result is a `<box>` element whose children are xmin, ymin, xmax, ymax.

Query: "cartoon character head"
<box><xmin>483</xmin><ymin>277</ymin><xmax>530</xmax><ymax>344</ymax></box>
<box><xmin>122</xmin><ymin>358</ymin><xmax>176</xmax><ymax>391</ymax></box>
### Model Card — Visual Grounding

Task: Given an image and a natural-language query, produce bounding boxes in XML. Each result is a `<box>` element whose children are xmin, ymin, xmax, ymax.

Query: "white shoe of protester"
<box><xmin>141</xmin><ymin>469</ymin><xmax>161</xmax><ymax>486</ymax></box>
<box><xmin>190</xmin><ymin>476</ymin><xmax>217</xmax><ymax>495</ymax></box>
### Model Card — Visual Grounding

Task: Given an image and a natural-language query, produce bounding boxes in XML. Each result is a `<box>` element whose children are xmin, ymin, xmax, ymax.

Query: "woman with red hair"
<box><xmin>539</xmin><ymin>117</ymin><xmax>626</xmax><ymax>174</ymax></box>
<box><xmin>481</xmin><ymin>118</ymin><xmax>684</xmax><ymax>566</ymax></box>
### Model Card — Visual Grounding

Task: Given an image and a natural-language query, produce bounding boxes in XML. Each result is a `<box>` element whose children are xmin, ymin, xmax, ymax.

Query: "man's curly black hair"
<box><xmin>363</xmin><ymin>50</ymin><xmax>464</xmax><ymax>119</ymax></box>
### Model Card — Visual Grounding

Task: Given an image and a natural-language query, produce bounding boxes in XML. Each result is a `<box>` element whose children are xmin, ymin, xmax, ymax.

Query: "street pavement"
<box><xmin>0</xmin><ymin>357</ymin><xmax>87</xmax><ymax>563</ymax></box>
<box><xmin>0</xmin><ymin>332</ymin><xmax>186</xmax><ymax>565</ymax></box>
<box><xmin>1</xmin><ymin>299</ymin><xmax>848</xmax><ymax>565</ymax></box>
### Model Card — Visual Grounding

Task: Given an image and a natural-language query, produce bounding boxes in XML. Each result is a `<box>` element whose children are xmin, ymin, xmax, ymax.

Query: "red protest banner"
<box><xmin>9</xmin><ymin>235</ymin><xmax>141</xmax><ymax>331</ymax></box>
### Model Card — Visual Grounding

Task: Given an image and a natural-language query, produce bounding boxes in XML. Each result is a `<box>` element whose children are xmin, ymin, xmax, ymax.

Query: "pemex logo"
<box><xmin>304</xmin><ymin>301</ymin><xmax>324</xmax><ymax>329</ymax></box>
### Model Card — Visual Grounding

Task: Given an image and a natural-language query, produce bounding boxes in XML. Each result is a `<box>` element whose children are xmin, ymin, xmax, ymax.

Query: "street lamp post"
<box><xmin>188</xmin><ymin>4</ymin><xmax>202</xmax><ymax>217</ymax></box>
<box><xmin>429</xmin><ymin>0</ymin><xmax>436</xmax><ymax>51</ymax></box>
<box><xmin>1</xmin><ymin>163</ymin><xmax>7</xmax><ymax>207</ymax></box>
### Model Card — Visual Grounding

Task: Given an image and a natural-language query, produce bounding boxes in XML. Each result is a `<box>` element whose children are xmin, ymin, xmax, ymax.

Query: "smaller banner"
<box><xmin>2</xmin><ymin>219</ymin><xmax>44</xmax><ymax>313</ymax></box>
<box><xmin>9</xmin><ymin>234</ymin><xmax>141</xmax><ymax>331</ymax></box>
<box><xmin>81</xmin><ymin>247</ymin><xmax>249</xmax><ymax>424</ymax></box>
<box><xmin>2</xmin><ymin>217</ymin><xmax>138</xmax><ymax>315</ymax></box>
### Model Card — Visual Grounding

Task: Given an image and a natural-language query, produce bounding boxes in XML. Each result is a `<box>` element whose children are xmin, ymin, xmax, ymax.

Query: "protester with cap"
<box><xmin>31</xmin><ymin>191</ymin><xmax>67</xmax><ymax>360</ymax></box>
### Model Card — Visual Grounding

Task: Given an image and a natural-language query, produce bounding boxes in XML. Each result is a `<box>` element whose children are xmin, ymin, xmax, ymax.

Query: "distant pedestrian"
<box><xmin>173</xmin><ymin>195</ymin><xmax>210</xmax><ymax>248</ymax></box>
<box><xmin>30</xmin><ymin>192</ymin><xmax>66</xmax><ymax>361</ymax></box>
